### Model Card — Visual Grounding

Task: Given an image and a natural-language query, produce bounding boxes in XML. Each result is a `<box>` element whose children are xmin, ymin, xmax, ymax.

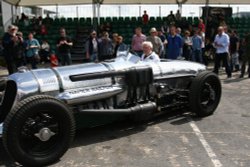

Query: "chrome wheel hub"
<box><xmin>34</xmin><ymin>128</ymin><xmax>55</xmax><ymax>141</ymax></box>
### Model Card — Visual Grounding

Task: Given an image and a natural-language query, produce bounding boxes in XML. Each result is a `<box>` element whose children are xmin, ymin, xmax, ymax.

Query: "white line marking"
<box><xmin>188</xmin><ymin>117</ymin><xmax>223</xmax><ymax>167</ymax></box>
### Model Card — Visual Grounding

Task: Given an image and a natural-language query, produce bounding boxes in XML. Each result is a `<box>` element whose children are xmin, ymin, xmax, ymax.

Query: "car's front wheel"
<box><xmin>3</xmin><ymin>95</ymin><xmax>75</xmax><ymax>166</ymax></box>
<box><xmin>189</xmin><ymin>71</ymin><xmax>221</xmax><ymax>117</ymax></box>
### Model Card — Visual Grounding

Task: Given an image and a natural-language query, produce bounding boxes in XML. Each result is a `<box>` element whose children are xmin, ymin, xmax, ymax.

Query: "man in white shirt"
<box><xmin>141</xmin><ymin>41</ymin><xmax>160</xmax><ymax>62</ymax></box>
<box><xmin>213</xmin><ymin>26</ymin><xmax>232</xmax><ymax>78</ymax></box>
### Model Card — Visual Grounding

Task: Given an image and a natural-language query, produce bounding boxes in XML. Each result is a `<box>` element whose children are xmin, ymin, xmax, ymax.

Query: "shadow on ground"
<box><xmin>0</xmin><ymin>109</ymin><xmax>201</xmax><ymax>166</ymax></box>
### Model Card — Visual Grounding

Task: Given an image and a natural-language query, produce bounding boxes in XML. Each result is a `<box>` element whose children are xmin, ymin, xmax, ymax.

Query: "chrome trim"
<box><xmin>57</xmin><ymin>85</ymin><xmax>124</xmax><ymax>105</ymax></box>
<box><xmin>0</xmin><ymin>123</ymin><xmax>2</xmax><ymax>137</ymax></box>
<box><xmin>156</xmin><ymin>60</ymin><xmax>205</xmax><ymax>77</ymax></box>
<box><xmin>30</xmin><ymin>69</ymin><xmax>60</xmax><ymax>93</ymax></box>
<box><xmin>53</xmin><ymin>63</ymin><xmax>112</xmax><ymax>90</ymax></box>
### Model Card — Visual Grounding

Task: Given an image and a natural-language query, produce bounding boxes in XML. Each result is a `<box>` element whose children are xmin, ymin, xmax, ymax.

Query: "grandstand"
<box><xmin>14</xmin><ymin>15</ymin><xmax>249</xmax><ymax>61</ymax></box>
<box><xmin>15</xmin><ymin>16</ymin><xmax>198</xmax><ymax>61</ymax></box>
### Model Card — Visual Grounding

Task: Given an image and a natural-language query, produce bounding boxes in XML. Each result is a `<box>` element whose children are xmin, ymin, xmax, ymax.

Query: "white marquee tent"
<box><xmin>3</xmin><ymin>0</ymin><xmax>250</xmax><ymax>6</ymax></box>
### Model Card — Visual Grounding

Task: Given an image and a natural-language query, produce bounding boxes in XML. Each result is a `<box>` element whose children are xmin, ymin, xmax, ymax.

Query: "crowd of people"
<box><xmin>1</xmin><ymin>10</ymin><xmax>250</xmax><ymax>78</ymax></box>
<box><xmin>1</xmin><ymin>24</ymin><xmax>73</xmax><ymax>74</ymax></box>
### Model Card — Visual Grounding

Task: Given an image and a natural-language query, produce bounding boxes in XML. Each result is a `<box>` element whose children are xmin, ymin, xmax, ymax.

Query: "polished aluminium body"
<box><xmin>0</xmin><ymin>54</ymin><xmax>206</xmax><ymax>136</ymax></box>
<box><xmin>1</xmin><ymin>53</ymin><xmax>222</xmax><ymax>167</ymax></box>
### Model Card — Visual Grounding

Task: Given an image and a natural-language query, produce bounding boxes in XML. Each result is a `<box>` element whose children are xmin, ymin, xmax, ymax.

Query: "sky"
<box><xmin>41</xmin><ymin>4</ymin><xmax>250</xmax><ymax>18</ymax></box>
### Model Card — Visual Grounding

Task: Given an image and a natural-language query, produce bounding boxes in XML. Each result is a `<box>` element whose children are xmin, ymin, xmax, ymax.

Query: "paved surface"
<box><xmin>0</xmin><ymin>68</ymin><xmax>250</xmax><ymax>167</ymax></box>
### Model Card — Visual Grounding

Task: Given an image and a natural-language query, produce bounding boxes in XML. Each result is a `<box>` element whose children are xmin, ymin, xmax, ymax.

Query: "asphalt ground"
<box><xmin>0</xmin><ymin>67</ymin><xmax>250</xmax><ymax>167</ymax></box>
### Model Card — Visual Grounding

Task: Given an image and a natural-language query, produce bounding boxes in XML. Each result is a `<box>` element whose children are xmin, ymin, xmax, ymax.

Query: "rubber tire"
<box><xmin>3</xmin><ymin>95</ymin><xmax>75</xmax><ymax>167</ymax></box>
<box><xmin>189</xmin><ymin>71</ymin><xmax>221</xmax><ymax>117</ymax></box>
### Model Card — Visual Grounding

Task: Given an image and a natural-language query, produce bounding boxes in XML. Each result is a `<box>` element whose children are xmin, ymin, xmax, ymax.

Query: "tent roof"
<box><xmin>4</xmin><ymin>0</ymin><xmax>250</xmax><ymax>6</ymax></box>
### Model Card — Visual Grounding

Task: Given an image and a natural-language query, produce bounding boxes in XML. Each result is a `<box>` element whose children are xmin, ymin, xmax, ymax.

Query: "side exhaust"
<box><xmin>79</xmin><ymin>102</ymin><xmax>157</xmax><ymax>121</ymax></box>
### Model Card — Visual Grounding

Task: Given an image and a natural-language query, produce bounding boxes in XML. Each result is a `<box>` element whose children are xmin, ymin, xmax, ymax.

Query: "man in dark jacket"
<box><xmin>99</xmin><ymin>32</ymin><xmax>113</xmax><ymax>61</ymax></box>
<box><xmin>113</xmin><ymin>36</ymin><xmax>128</xmax><ymax>57</ymax></box>
<box><xmin>2</xmin><ymin>25</ymin><xmax>19</xmax><ymax>74</ymax></box>
<box><xmin>240</xmin><ymin>32</ymin><xmax>250</xmax><ymax>78</ymax></box>
<box><xmin>57</xmin><ymin>28</ymin><xmax>73</xmax><ymax>66</ymax></box>
<box><xmin>86</xmin><ymin>30</ymin><xmax>100</xmax><ymax>62</ymax></box>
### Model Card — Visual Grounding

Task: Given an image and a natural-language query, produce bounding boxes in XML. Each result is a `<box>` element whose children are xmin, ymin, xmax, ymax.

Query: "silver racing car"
<box><xmin>0</xmin><ymin>52</ymin><xmax>221</xmax><ymax>166</ymax></box>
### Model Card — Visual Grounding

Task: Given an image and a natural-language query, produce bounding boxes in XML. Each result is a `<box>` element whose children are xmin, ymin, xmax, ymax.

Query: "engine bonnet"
<box><xmin>7</xmin><ymin>59</ymin><xmax>206</xmax><ymax>97</ymax></box>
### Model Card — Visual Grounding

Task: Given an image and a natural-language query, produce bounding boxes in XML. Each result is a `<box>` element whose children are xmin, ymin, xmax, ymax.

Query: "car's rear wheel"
<box><xmin>3</xmin><ymin>95</ymin><xmax>75</xmax><ymax>166</ymax></box>
<box><xmin>189</xmin><ymin>71</ymin><xmax>221</xmax><ymax>117</ymax></box>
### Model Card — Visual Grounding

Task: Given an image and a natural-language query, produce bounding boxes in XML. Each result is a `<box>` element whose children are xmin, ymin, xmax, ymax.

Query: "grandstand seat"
<box><xmin>124</xmin><ymin>38</ymin><xmax>131</xmax><ymax>45</ymax></box>
<box><xmin>73</xmin><ymin>18</ymin><xmax>79</xmax><ymax>24</ymax></box>
<box><xmin>193</xmin><ymin>17</ymin><xmax>199</xmax><ymax>25</ymax></box>
<box><xmin>112</xmin><ymin>17</ymin><xmax>118</xmax><ymax>23</ymax></box>
<box><xmin>230</xmin><ymin>24</ymin><xmax>237</xmax><ymax>29</ymax></box>
<box><xmin>118</xmin><ymin>17</ymin><xmax>124</xmax><ymax>23</ymax></box>
<box><xmin>241</xmin><ymin>17</ymin><xmax>246</xmax><ymax>23</ymax></box>
<box><xmin>92</xmin><ymin>17</ymin><xmax>98</xmax><ymax>24</ymax></box>
<box><xmin>226</xmin><ymin>17</ymin><xmax>234</xmax><ymax>25</ymax></box>
<box><xmin>124</xmin><ymin>17</ymin><xmax>130</xmax><ymax>22</ymax></box>
<box><xmin>67</xmin><ymin>18</ymin><xmax>73</xmax><ymax>24</ymax></box>
<box><xmin>86</xmin><ymin>17</ymin><xmax>92</xmax><ymax>23</ymax></box>
<box><xmin>60</xmin><ymin>18</ymin><xmax>66</xmax><ymax>24</ymax></box>
<box><xmin>246</xmin><ymin>17</ymin><xmax>250</xmax><ymax>23</ymax></box>
<box><xmin>79</xmin><ymin>17</ymin><xmax>85</xmax><ymax>23</ymax></box>
<box><xmin>131</xmin><ymin>17</ymin><xmax>137</xmax><ymax>22</ymax></box>
<box><xmin>100</xmin><ymin>17</ymin><xmax>105</xmax><ymax>24</ymax></box>
<box><xmin>234</xmin><ymin>17</ymin><xmax>240</xmax><ymax>24</ymax></box>
<box><xmin>106</xmin><ymin>17</ymin><xmax>112</xmax><ymax>22</ymax></box>
<box><xmin>181</xmin><ymin>17</ymin><xmax>186</xmax><ymax>21</ymax></box>
<box><xmin>54</xmin><ymin>18</ymin><xmax>60</xmax><ymax>24</ymax></box>
<box><xmin>137</xmin><ymin>17</ymin><xmax>142</xmax><ymax>22</ymax></box>
<box><xmin>149</xmin><ymin>17</ymin><xmax>155</xmax><ymax>22</ymax></box>
<box><xmin>187</xmin><ymin>17</ymin><xmax>193</xmax><ymax>24</ymax></box>
<box><xmin>156</xmin><ymin>17</ymin><xmax>162</xmax><ymax>22</ymax></box>
<box><xmin>241</xmin><ymin>24</ymin><xmax>248</xmax><ymax>29</ymax></box>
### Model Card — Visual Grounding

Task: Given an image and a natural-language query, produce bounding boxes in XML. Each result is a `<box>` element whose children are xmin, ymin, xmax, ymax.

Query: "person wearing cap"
<box><xmin>2</xmin><ymin>25</ymin><xmax>19</xmax><ymax>74</ymax></box>
<box><xmin>146</xmin><ymin>27</ymin><xmax>163</xmax><ymax>56</ymax></box>
<box><xmin>141</xmin><ymin>41</ymin><xmax>160</xmax><ymax>62</ymax></box>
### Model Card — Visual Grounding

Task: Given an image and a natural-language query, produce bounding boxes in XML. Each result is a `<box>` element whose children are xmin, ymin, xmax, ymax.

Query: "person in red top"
<box><xmin>142</xmin><ymin>10</ymin><xmax>149</xmax><ymax>25</ymax></box>
<box><xmin>40</xmin><ymin>24</ymin><xmax>48</xmax><ymax>36</ymax></box>
<box><xmin>50</xmin><ymin>52</ymin><xmax>58</xmax><ymax>67</ymax></box>
<box><xmin>198</xmin><ymin>18</ymin><xmax>205</xmax><ymax>33</ymax></box>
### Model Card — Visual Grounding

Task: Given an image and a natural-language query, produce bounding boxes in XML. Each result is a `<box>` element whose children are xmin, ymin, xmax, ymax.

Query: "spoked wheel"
<box><xmin>3</xmin><ymin>95</ymin><xmax>75</xmax><ymax>167</ymax></box>
<box><xmin>189</xmin><ymin>71</ymin><xmax>221</xmax><ymax>117</ymax></box>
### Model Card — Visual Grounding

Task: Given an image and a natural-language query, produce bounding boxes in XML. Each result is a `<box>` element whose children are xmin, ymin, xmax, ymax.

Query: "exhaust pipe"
<box><xmin>79</xmin><ymin>102</ymin><xmax>157</xmax><ymax>121</ymax></box>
